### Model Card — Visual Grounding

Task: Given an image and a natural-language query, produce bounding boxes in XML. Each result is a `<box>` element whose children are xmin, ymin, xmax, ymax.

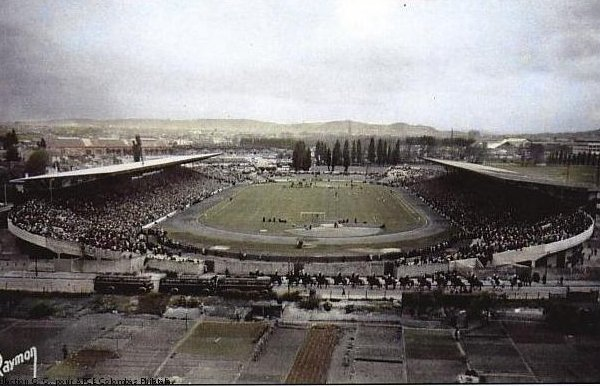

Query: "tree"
<box><xmin>557</xmin><ymin>150</ymin><xmax>564</xmax><ymax>165</ymax></box>
<box><xmin>529</xmin><ymin>144</ymin><xmax>545</xmax><ymax>164</ymax></box>
<box><xmin>357</xmin><ymin>140</ymin><xmax>363</xmax><ymax>165</ymax></box>
<box><xmin>367</xmin><ymin>137</ymin><xmax>376</xmax><ymax>164</ymax></box>
<box><xmin>132</xmin><ymin>134</ymin><xmax>143</xmax><ymax>162</ymax></box>
<box><xmin>376</xmin><ymin>138</ymin><xmax>384</xmax><ymax>165</ymax></box>
<box><xmin>4</xmin><ymin>129</ymin><xmax>18</xmax><ymax>148</ymax></box>
<box><xmin>392</xmin><ymin>139</ymin><xmax>400</xmax><ymax>165</ymax></box>
<box><xmin>6</xmin><ymin>146</ymin><xmax>19</xmax><ymax>163</ymax></box>
<box><xmin>303</xmin><ymin>148</ymin><xmax>312</xmax><ymax>170</ymax></box>
<box><xmin>405</xmin><ymin>137</ymin><xmax>416</xmax><ymax>161</ymax></box>
<box><xmin>586</xmin><ymin>151</ymin><xmax>593</xmax><ymax>166</ymax></box>
<box><xmin>25</xmin><ymin>149</ymin><xmax>50</xmax><ymax>176</ymax></box>
<box><xmin>332</xmin><ymin>140</ymin><xmax>342</xmax><ymax>170</ymax></box>
<box><xmin>292</xmin><ymin>141</ymin><xmax>302</xmax><ymax>171</ymax></box>
<box><xmin>4</xmin><ymin>129</ymin><xmax>19</xmax><ymax>162</ymax></box>
<box><xmin>38</xmin><ymin>138</ymin><xmax>47</xmax><ymax>149</ymax></box>
<box><xmin>385</xmin><ymin>140</ymin><xmax>392</xmax><ymax>165</ymax></box>
<box><xmin>315</xmin><ymin>141</ymin><xmax>326</xmax><ymax>165</ymax></box>
<box><xmin>342</xmin><ymin>139</ymin><xmax>350</xmax><ymax>172</ymax></box>
<box><xmin>351</xmin><ymin>140</ymin><xmax>357</xmax><ymax>165</ymax></box>
<box><xmin>326</xmin><ymin>147</ymin><xmax>332</xmax><ymax>171</ymax></box>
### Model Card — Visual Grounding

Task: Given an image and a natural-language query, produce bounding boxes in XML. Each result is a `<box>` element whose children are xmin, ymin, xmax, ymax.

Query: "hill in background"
<box><xmin>7</xmin><ymin>118</ymin><xmax>444</xmax><ymax>138</ymax></box>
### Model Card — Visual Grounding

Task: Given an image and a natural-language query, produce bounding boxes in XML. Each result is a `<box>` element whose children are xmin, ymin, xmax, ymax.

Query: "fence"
<box><xmin>396</xmin><ymin>262</ymin><xmax>449</xmax><ymax>277</ymax></box>
<box><xmin>146</xmin><ymin>257</ymin><xmax>205</xmax><ymax>275</ymax></box>
<box><xmin>0</xmin><ymin>271</ymin><xmax>95</xmax><ymax>293</ymax></box>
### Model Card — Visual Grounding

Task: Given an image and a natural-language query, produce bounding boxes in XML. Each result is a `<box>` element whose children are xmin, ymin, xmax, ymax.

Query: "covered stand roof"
<box><xmin>11</xmin><ymin>153</ymin><xmax>221</xmax><ymax>188</ymax></box>
<box><xmin>424</xmin><ymin>158</ymin><xmax>596</xmax><ymax>191</ymax></box>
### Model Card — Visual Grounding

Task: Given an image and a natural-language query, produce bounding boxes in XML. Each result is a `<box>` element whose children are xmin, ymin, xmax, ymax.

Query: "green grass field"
<box><xmin>198</xmin><ymin>182</ymin><xmax>423</xmax><ymax>235</ymax></box>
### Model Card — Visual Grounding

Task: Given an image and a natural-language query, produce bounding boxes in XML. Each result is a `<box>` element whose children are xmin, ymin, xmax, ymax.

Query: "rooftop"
<box><xmin>424</xmin><ymin>158</ymin><xmax>596</xmax><ymax>190</ymax></box>
<box><xmin>11</xmin><ymin>153</ymin><xmax>221</xmax><ymax>184</ymax></box>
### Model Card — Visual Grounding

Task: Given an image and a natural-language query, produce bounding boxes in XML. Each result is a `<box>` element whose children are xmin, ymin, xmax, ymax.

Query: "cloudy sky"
<box><xmin>1</xmin><ymin>0</ymin><xmax>599</xmax><ymax>133</ymax></box>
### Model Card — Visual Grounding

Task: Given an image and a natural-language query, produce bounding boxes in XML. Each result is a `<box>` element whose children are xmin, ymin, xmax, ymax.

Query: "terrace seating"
<box><xmin>10</xmin><ymin>166</ymin><xmax>246</xmax><ymax>254</ymax></box>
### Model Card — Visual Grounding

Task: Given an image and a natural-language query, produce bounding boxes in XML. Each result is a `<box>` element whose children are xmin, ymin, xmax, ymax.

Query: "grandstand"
<box><xmin>417</xmin><ymin>158</ymin><xmax>596</xmax><ymax>268</ymax></box>
<box><xmin>11</xmin><ymin>153</ymin><xmax>221</xmax><ymax>191</ymax></box>
<box><xmin>7</xmin><ymin>153</ymin><xmax>224</xmax><ymax>263</ymax></box>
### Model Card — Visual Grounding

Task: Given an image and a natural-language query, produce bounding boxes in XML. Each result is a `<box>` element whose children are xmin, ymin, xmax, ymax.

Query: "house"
<box><xmin>572</xmin><ymin>140</ymin><xmax>600</xmax><ymax>155</ymax></box>
<box><xmin>486</xmin><ymin>138</ymin><xmax>531</xmax><ymax>160</ymax></box>
<box><xmin>46</xmin><ymin>136</ymin><xmax>173</xmax><ymax>157</ymax></box>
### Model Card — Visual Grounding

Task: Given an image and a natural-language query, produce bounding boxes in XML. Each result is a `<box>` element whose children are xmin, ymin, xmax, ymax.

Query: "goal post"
<box><xmin>300</xmin><ymin>211</ymin><xmax>326</xmax><ymax>223</ymax></box>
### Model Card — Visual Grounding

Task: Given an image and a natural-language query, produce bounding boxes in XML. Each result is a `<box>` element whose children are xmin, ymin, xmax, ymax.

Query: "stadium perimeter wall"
<box><xmin>7</xmin><ymin>217</ymin><xmax>595</xmax><ymax>277</ymax></box>
<box><xmin>8</xmin><ymin>220</ymin><xmax>145</xmax><ymax>273</ymax></box>
<box><xmin>9</xmin><ymin>220</ymin><xmax>127</xmax><ymax>260</ymax></box>
<box><xmin>212</xmin><ymin>258</ymin><xmax>381</xmax><ymax>276</ymax></box>
<box><xmin>0</xmin><ymin>271</ymin><xmax>95</xmax><ymax>293</ymax></box>
<box><xmin>492</xmin><ymin>219</ymin><xmax>595</xmax><ymax>266</ymax></box>
<box><xmin>210</xmin><ymin>256</ymin><xmax>448</xmax><ymax>277</ymax></box>
<box><xmin>146</xmin><ymin>257</ymin><xmax>205</xmax><ymax>275</ymax></box>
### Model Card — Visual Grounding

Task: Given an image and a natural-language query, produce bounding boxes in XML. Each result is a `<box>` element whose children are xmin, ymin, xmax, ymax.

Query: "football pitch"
<box><xmin>198</xmin><ymin>181</ymin><xmax>424</xmax><ymax>236</ymax></box>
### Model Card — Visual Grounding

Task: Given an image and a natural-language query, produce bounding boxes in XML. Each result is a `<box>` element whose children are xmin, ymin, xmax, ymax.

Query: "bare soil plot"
<box><xmin>404</xmin><ymin>328</ymin><xmax>465</xmax><ymax>383</ymax></box>
<box><xmin>503</xmin><ymin>322</ymin><xmax>600</xmax><ymax>383</ymax></box>
<box><xmin>158</xmin><ymin>321</ymin><xmax>267</xmax><ymax>383</ymax></box>
<box><xmin>237</xmin><ymin>325</ymin><xmax>307</xmax><ymax>384</ymax></box>
<box><xmin>404</xmin><ymin>328</ymin><xmax>462</xmax><ymax>360</ymax></box>
<box><xmin>327</xmin><ymin>326</ymin><xmax>356</xmax><ymax>384</ymax></box>
<box><xmin>328</xmin><ymin>324</ymin><xmax>405</xmax><ymax>384</ymax></box>
<box><xmin>46</xmin><ymin>349</ymin><xmax>118</xmax><ymax>379</ymax></box>
<box><xmin>462</xmin><ymin>339</ymin><xmax>530</xmax><ymax>375</ymax></box>
<box><xmin>177</xmin><ymin>321</ymin><xmax>267</xmax><ymax>360</ymax></box>
<box><xmin>503</xmin><ymin>322</ymin><xmax>564</xmax><ymax>344</ymax></box>
<box><xmin>286</xmin><ymin>324</ymin><xmax>340</xmax><ymax>384</ymax></box>
<box><xmin>353</xmin><ymin>361</ymin><xmax>405</xmax><ymax>384</ymax></box>
<box><xmin>91</xmin><ymin>318</ymin><xmax>187</xmax><ymax>378</ymax></box>
<box><xmin>0</xmin><ymin>315</ymin><xmax>122</xmax><ymax>381</ymax></box>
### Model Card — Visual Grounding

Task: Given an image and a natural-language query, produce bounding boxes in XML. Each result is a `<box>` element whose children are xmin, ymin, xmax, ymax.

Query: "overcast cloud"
<box><xmin>1</xmin><ymin>0</ymin><xmax>599</xmax><ymax>133</ymax></box>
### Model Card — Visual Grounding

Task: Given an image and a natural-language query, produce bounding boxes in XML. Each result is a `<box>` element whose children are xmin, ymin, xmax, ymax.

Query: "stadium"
<box><xmin>3</xmin><ymin>152</ymin><xmax>600</xmax><ymax>384</ymax></box>
<box><xmin>4</xmin><ymin>1</ymin><xmax>600</xmax><ymax>383</ymax></box>
<box><xmin>5</xmin><ymin>152</ymin><xmax>596</xmax><ymax>276</ymax></box>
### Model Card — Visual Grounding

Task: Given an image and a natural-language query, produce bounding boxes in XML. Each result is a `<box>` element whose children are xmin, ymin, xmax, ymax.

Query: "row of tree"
<box><xmin>315</xmin><ymin>138</ymin><xmax>400</xmax><ymax>171</ymax></box>
<box><xmin>312</xmin><ymin>136</ymin><xmax>479</xmax><ymax>170</ymax></box>
<box><xmin>547</xmin><ymin>149</ymin><xmax>600</xmax><ymax>166</ymax></box>
<box><xmin>313</xmin><ymin>137</ymin><xmax>433</xmax><ymax>171</ymax></box>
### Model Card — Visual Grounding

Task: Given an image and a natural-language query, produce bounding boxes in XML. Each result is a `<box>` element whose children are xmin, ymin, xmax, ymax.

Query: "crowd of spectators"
<box><xmin>10</xmin><ymin>166</ymin><xmax>240</xmax><ymax>253</ymax></box>
<box><xmin>381</xmin><ymin>165</ymin><xmax>445</xmax><ymax>187</ymax></box>
<box><xmin>403</xmin><ymin>172</ymin><xmax>592</xmax><ymax>265</ymax></box>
